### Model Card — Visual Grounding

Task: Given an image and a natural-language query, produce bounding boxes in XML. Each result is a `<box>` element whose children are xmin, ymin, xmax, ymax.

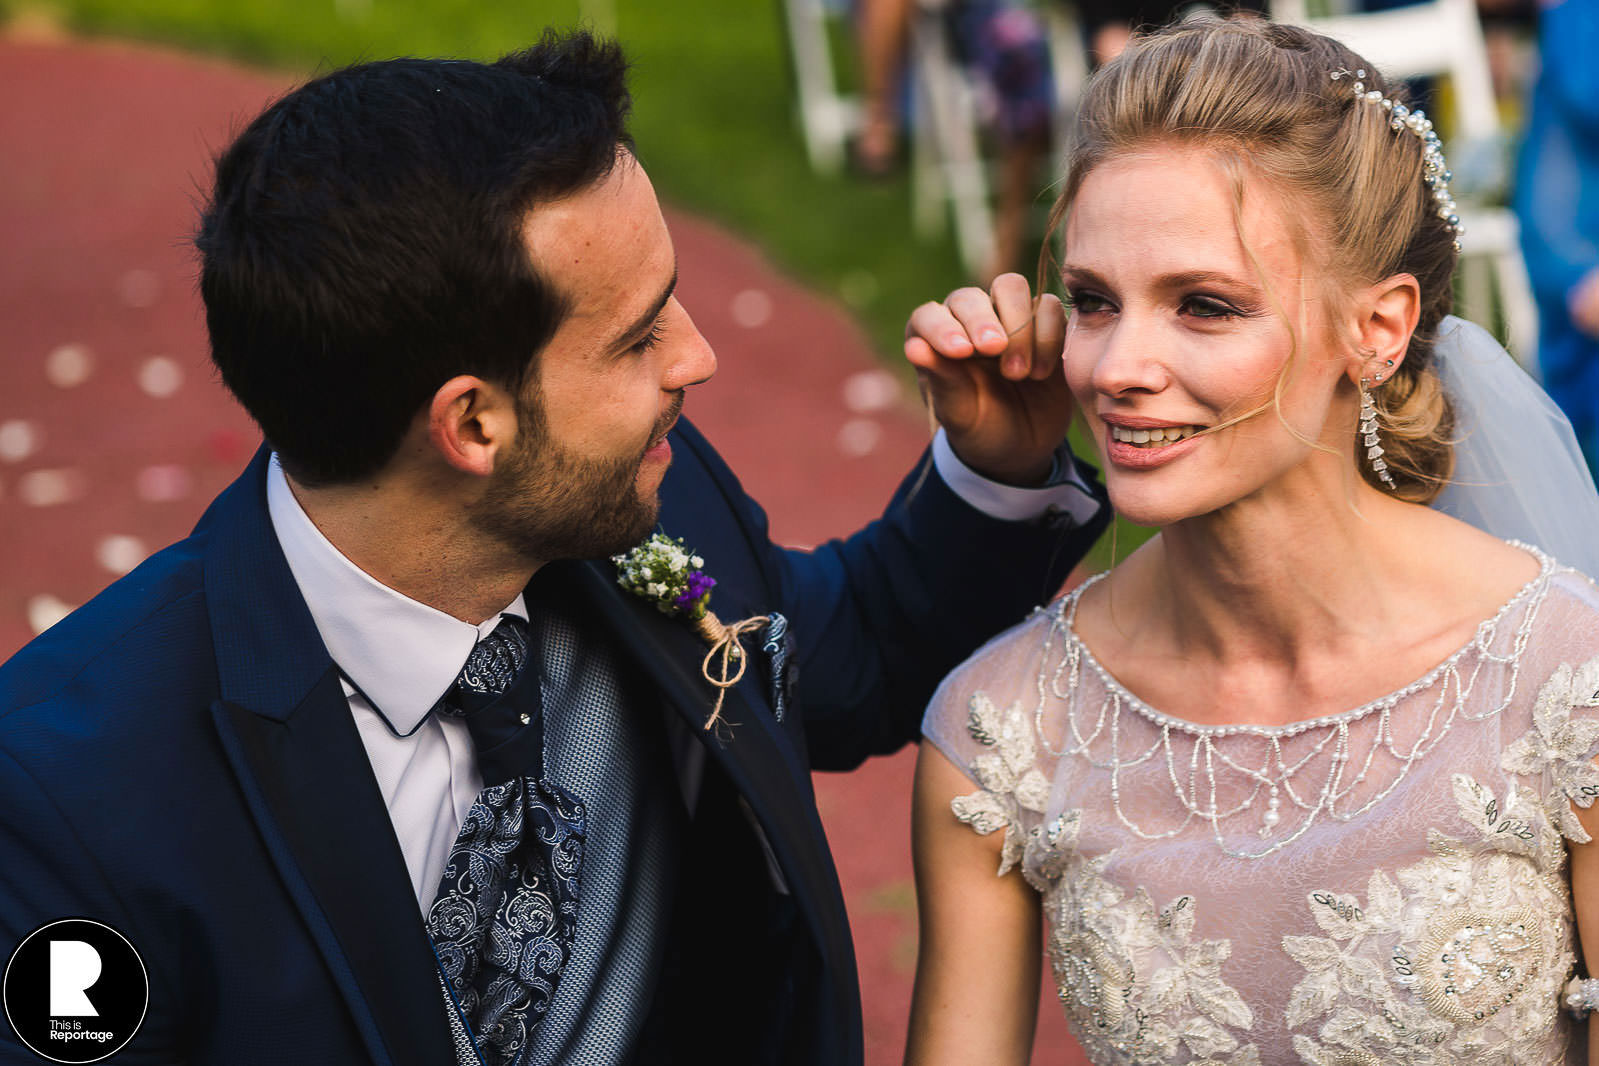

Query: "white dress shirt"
<box><xmin>931</xmin><ymin>427</ymin><xmax>1102</xmax><ymax>524</ymax></box>
<box><xmin>266</xmin><ymin>456</ymin><xmax>521</xmax><ymax>910</ymax></box>
<box><xmin>264</xmin><ymin>439</ymin><xmax>1100</xmax><ymax>913</ymax></box>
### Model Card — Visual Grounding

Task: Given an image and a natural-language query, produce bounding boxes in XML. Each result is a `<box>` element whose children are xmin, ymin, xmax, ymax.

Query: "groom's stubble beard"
<box><xmin>467</xmin><ymin>390</ymin><xmax>684</xmax><ymax>563</ymax></box>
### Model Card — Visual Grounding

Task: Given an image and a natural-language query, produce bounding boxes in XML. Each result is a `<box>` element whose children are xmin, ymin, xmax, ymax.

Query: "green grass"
<box><xmin>5</xmin><ymin>0</ymin><xmax>969</xmax><ymax>363</ymax></box>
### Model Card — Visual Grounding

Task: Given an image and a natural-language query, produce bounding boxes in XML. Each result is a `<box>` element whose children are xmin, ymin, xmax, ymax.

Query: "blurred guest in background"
<box><xmin>1515</xmin><ymin>0</ymin><xmax>1599</xmax><ymax>471</ymax></box>
<box><xmin>1076</xmin><ymin>0</ymin><xmax>1265</xmax><ymax>65</ymax></box>
<box><xmin>856</xmin><ymin>0</ymin><xmax>1054</xmax><ymax>279</ymax></box>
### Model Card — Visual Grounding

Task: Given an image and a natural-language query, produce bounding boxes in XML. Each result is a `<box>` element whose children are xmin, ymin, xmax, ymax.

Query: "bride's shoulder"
<box><xmin>1489</xmin><ymin>546</ymin><xmax>1599</xmax><ymax>682</ymax></box>
<box><xmin>1536</xmin><ymin>556</ymin><xmax>1599</xmax><ymax>617</ymax></box>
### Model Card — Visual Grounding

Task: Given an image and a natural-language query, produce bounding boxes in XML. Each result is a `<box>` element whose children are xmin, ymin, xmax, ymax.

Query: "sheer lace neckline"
<box><xmin>1055</xmin><ymin>541</ymin><xmax>1553</xmax><ymax>738</ymax></box>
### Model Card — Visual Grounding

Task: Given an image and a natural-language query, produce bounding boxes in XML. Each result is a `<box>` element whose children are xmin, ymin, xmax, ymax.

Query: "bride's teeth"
<box><xmin>1111</xmin><ymin>424</ymin><xmax>1197</xmax><ymax>446</ymax></box>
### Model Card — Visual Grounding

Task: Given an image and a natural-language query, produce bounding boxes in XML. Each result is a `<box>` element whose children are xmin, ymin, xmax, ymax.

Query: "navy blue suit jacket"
<box><xmin>0</xmin><ymin>419</ymin><xmax>1104</xmax><ymax>1065</ymax></box>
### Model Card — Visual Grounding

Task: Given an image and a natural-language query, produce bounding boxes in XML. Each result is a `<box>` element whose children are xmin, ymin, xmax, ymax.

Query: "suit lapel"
<box><xmin>539</xmin><ymin>559</ymin><xmax>861</xmax><ymax>1026</ymax></box>
<box><xmin>202</xmin><ymin>450</ymin><xmax>455</xmax><ymax>1066</ymax></box>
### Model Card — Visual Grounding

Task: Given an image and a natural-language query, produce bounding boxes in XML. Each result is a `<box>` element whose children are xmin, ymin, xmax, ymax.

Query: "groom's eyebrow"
<box><xmin>615</xmin><ymin>263</ymin><xmax>679</xmax><ymax>350</ymax></box>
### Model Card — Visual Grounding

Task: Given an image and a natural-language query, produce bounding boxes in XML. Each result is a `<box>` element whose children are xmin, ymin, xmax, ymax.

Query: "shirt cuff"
<box><xmin>932</xmin><ymin>428</ymin><xmax>1103</xmax><ymax>526</ymax></box>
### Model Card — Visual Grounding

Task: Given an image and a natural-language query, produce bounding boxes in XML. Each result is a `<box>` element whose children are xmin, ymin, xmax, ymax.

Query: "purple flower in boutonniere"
<box><xmin>613</xmin><ymin>533</ymin><xmax>766</xmax><ymax>732</ymax></box>
<box><xmin>675</xmin><ymin>568</ymin><xmax>718</xmax><ymax>618</ymax></box>
<box><xmin>613</xmin><ymin>534</ymin><xmax>715</xmax><ymax>620</ymax></box>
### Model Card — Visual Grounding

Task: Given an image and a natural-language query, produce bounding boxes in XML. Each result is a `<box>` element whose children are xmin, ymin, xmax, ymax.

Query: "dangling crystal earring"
<box><xmin>1360</xmin><ymin>378</ymin><xmax>1397</xmax><ymax>491</ymax></box>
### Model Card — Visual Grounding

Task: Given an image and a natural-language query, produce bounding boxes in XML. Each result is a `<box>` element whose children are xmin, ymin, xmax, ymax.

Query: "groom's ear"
<box><xmin>426</xmin><ymin>375</ymin><xmax>520</xmax><ymax>478</ymax></box>
<box><xmin>1347</xmin><ymin>273</ymin><xmax>1421</xmax><ymax>383</ymax></box>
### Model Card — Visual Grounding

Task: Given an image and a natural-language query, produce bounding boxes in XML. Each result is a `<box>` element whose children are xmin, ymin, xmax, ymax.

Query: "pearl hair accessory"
<box><xmin>1331</xmin><ymin>68</ymin><xmax>1464</xmax><ymax>253</ymax></box>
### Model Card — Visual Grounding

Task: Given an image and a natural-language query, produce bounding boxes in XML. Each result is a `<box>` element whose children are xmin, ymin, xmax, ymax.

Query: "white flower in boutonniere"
<box><xmin>613</xmin><ymin>533</ymin><xmax>769</xmax><ymax>731</ymax></box>
<box><xmin>614</xmin><ymin>533</ymin><xmax>716</xmax><ymax>619</ymax></box>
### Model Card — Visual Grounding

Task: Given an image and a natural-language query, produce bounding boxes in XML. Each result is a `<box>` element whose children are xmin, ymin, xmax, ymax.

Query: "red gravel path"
<box><xmin>0</xmin><ymin>32</ymin><xmax>1086</xmax><ymax>1065</ymax></box>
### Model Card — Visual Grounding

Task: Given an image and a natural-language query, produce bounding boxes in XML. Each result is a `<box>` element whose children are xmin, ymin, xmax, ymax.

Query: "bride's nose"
<box><xmin>1089</xmin><ymin>315</ymin><xmax>1170</xmax><ymax>398</ymax></box>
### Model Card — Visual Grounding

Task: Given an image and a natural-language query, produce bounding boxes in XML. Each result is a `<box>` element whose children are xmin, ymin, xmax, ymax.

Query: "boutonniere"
<box><xmin>613</xmin><ymin>534</ymin><xmax>774</xmax><ymax>731</ymax></box>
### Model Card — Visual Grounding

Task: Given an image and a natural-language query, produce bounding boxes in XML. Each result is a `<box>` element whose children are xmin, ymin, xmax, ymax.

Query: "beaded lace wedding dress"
<box><xmin>923</xmin><ymin>544</ymin><xmax>1599</xmax><ymax>1065</ymax></box>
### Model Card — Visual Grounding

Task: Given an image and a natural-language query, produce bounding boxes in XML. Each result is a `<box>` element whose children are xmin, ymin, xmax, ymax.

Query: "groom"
<box><xmin>0</xmin><ymin>31</ymin><xmax>1103</xmax><ymax>1066</ymax></box>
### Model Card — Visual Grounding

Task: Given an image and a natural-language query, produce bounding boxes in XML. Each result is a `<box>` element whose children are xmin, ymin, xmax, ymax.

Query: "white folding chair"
<box><xmin>783</xmin><ymin>0</ymin><xmax>863</xmax><ymax>175</ymax></box>
<box><xmin>1272</xmin><ymin>0</ymin><xmax>1539</xmax><ymax>365</ymax></box>
<box><xmin>909</xmin><ymin>0</ymin><xmax>996</xmax><ymax>273</ymax></box>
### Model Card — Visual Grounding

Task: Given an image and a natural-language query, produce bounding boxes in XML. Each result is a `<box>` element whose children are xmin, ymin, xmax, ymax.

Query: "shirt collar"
<box><xmin>265</xmin><ymin>454</ymin><xmax>527</xmax><ymax>734</ymax></box>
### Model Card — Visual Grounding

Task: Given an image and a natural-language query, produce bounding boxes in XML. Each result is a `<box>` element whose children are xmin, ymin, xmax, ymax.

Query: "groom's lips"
<box><xmin>643</xmin><ymin>418</ymin><xmax>677</xmax><ymax>463</ymax></box>
<box><xmin>644</xmin><ymin>396</ymin><xmax>685</xmax><ymax>463</ymax></box>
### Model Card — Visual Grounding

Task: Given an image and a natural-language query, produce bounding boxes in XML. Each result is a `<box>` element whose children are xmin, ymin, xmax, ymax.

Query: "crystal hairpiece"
<box><xmin>1330</xmin><ymin>68</ymin><xmax>1463</xmax><ymax>253</ymax></box>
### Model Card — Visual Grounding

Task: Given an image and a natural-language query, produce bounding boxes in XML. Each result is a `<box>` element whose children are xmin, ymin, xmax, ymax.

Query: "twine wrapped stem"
<box><xmin>693</xmin><ymin>610</ymin><xmax>770</xmax><ymax>730</ymax></box>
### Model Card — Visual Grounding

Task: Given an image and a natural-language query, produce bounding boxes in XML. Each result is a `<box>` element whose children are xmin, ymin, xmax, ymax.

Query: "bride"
<box><xmin>904</xmin><ymin>18</ymin><xmax>1599</xmax><ymax>1066</ymax></box>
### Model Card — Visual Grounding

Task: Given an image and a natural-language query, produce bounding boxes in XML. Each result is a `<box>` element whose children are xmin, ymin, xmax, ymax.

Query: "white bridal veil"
<box><xmin>1431</xmin><ymin>315</ymin><xmax>1599</xmax><ymax>579</ymax></box>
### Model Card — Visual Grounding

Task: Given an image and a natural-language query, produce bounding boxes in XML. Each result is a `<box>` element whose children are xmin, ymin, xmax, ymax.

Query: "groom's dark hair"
<box><xmin>196</xmin><ymin>30</ymin><xmax>632</xmax><ymax>486</ymax></box>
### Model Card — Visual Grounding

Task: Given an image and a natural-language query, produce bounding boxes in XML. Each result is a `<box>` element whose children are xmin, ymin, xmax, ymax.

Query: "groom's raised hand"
<box><xmin>904</xmin><ymin>272</ymin><xmax>1075</xmax><ymax>486</ymax></box>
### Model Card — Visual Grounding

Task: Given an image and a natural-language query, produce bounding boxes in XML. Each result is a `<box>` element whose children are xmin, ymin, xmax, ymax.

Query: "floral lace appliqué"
<box><xmin>951</xmin><ymin>692</ymin><xmax>1053</xmax><ymax>874</ymax></box>
<box><xmin>954</xmin><ymin>694</ymin><xmax>1258</xmax><ymax>1064</ymax></box>
<box><xmin>1284</xmin><ymin>773</ymin><xmax>1571</xmax><ymax>1065</ymax></box>
<box><xmin>1501</xmin><ymin>652</ymin><xmax>1599</xmax><ymax>842</ymax></box>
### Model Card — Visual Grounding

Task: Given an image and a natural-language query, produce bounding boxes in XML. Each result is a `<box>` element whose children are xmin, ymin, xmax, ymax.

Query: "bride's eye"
<box><xmin>1066</xmin><ymin>289</ymin><xmax>1115</xmax><ymax>315</ymax></box>
<box><xmin>1181</xmin><ymin>294</ymin><xmax>1241</xmax><ymax>319</ymax></box>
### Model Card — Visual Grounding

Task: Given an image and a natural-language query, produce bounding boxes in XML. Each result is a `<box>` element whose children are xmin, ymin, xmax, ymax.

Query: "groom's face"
<box><xmin>466</xmin><ymin>155</ymin><xmax>718</xmax><ymax>562</ymax></box>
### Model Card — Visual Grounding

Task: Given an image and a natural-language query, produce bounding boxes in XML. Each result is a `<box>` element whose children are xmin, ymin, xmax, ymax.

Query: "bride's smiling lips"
<box><xmin>1100</xmin><ymin>414</ymin><xmax>1207</xmax><ymax>470</ymax></box>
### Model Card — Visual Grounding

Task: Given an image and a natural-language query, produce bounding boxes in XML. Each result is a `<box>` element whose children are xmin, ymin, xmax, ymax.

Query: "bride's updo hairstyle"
<box><xmin>1048</xmin><ymin>19</ymin><xmax>1457</xmax><ymax>502</ymax></box>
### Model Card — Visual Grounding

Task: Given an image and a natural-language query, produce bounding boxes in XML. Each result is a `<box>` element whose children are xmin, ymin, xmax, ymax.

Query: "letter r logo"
<box><xmin>48</xmin><ymin>941</ymin><xmax>101</xmax><ymax>1016</ymax></box>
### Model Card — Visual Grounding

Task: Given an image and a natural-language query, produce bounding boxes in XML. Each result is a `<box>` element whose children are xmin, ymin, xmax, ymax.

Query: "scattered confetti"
<box><xmin>836</xmin><ymin>418</ymin><xmax>882</xmax><ymax>458</ymax></box>
<box><xmin>26</xmin><ymin>594</ymin><xmax>74</xmax><ymax>635</ymax></box>
<box><xmin>44</xmin><ymin>343</ymin><xmax>93</xmax><ymax>388</ymax></box>
<box><xmin>17</xmin><ymin>468</ymin><xmax>86</xmax><ymax>507</ymax></box>
<box><xmin>138</xmin><ymin>356</ymin><xmax>184</xmax><ymax>398</ymax></box>
<box><xmin>842</xmin><ymin>370</ymin><xmax>900</xmax><ymax>414</ymax></box>
<box><xmin>135</xmin><ymin>464</ymin><xmax>194</xmax><ymax>502</ymax></box>
<box><xmin>730</xmin><ymin>288</ymin><xmax>774</xmax><ymax>329</ymax></box>
<box><xmin>0</xmin><ymin>420</ymin><xmax>40</xmax><ymax>463</ymax></box>
<box><xmin>95</xmin><ymin>534</ymin><xmax>148</xmax><ymax>576</ymax></box>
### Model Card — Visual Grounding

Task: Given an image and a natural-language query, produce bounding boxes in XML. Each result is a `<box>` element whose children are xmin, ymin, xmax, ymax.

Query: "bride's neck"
<box><xmin>1134</xmin><ymin>486</ymin><xmax>1417</xmax><ymax>667</ymax></box>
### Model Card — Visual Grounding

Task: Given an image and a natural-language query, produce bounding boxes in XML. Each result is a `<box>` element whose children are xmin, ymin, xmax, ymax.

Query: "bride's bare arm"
<box><xmin>904</xmin><ymin>742</ymin><xmax>1041</xmax><ymax>1065</ymax></box>
<box><xmin>1571</xmin><ymin>801</ymin><xmax>1599</xmax><ymax>1057</ymax></box>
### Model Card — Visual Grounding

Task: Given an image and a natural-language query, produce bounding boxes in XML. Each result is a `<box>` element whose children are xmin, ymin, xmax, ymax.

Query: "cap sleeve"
<box><xmin>921</xmin><ymin>606</ymin><xmax>1062</xmax><ymax>876</ymax></box>
<box><xmin>1501</xmin><ymin>568</ymin><xmax>1599</xmax><ymax>843</ymax></box>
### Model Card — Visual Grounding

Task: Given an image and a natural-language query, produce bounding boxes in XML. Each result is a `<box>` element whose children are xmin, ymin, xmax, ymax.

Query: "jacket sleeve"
<box><xmin>665</xmin><ymin>420</ymin><xmax>1108</xmax><ymax>772</ymax></box>
<box><xmin>0</xmin><ymin>741</ymin><xmax>179</xmax><ymax>1064</ymax></box>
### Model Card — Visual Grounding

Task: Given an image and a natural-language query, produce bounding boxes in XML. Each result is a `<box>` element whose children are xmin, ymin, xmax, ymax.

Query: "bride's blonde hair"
<box><xmin>1046</xmin><ymin>19</ymin><xmax>1457</xmax><ymax>502</ymax></box>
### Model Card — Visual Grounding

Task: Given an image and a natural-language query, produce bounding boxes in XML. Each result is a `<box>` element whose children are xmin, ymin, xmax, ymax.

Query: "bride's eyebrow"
<box><xmin>1151</xmin><ymin>269</ymin><xmax>1255</xmax><ymax>291</ymax></box>
<box><xmin>1059</xmin><ymin>265</ymin><xmax>1111</xmax><ymax>289</ymax></box>
<box><xmin>1061</xmin><ymin>265</ymin><xmax>1258</xmax><ymax>294</ymax></box>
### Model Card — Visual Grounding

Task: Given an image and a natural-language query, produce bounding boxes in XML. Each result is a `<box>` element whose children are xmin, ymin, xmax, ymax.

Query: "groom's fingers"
<box><xmin>905</xmin><ymin>299</ymin><xmax>976</xmax><ymax>361</ymax></box>
<box><xmin>989</xmin><ymin>273</ymin><xmax>1037</xmax><ymax>379</ymax></box>
<box><xmin>904</xmin><ymin>281</ymin><xmax>1063</xmax><ymax>385</ymax></box>
<box><xmin>943</xmin><ymin>287</ymin><xmax>1011</xmax><ymax>357</ymax></box>
<box><xmin>1031</xmin><ymin>293</ymin><xmax>1067</xmax><ymax>382</ymax></box>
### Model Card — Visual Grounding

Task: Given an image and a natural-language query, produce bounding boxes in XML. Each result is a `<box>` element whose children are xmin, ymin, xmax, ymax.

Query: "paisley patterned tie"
<box><xmin>427</xmin><ymin>615</ymin><xmax>587</xmax><ymax>1066</ymax></box>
